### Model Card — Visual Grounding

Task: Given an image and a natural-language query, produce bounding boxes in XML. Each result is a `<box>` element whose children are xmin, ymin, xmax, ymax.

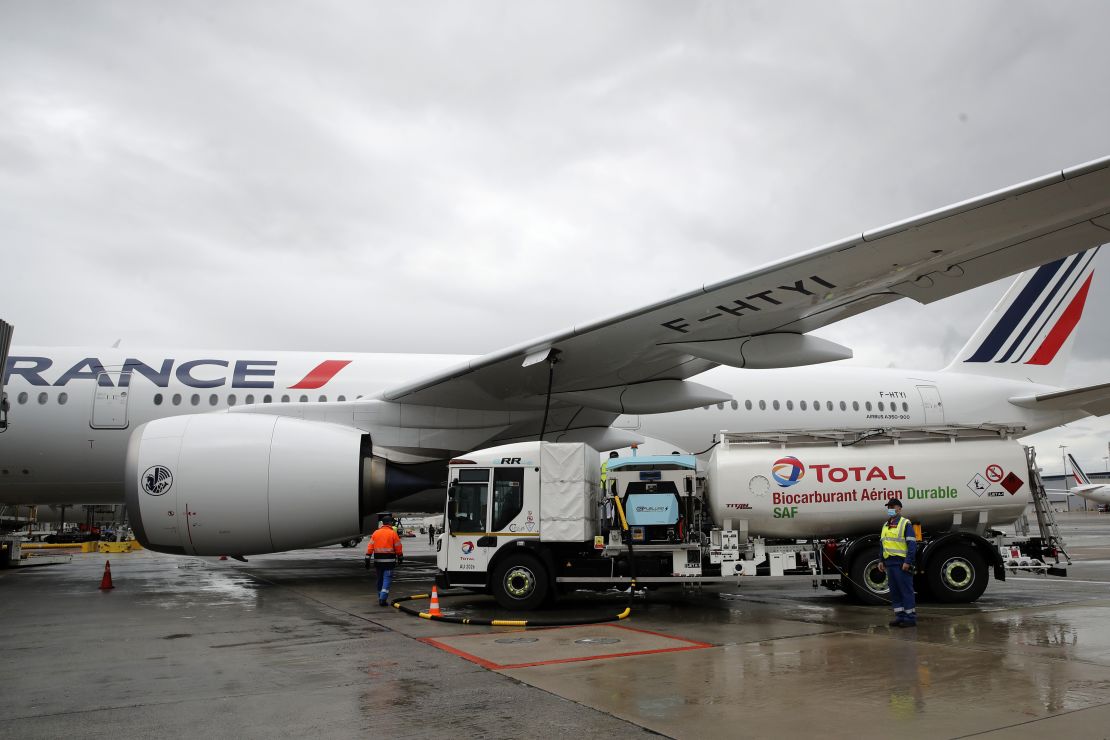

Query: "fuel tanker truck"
<box><xmin>435</xmin><ymin>426</ymin><xmax>1068</xmax><ymax>610</ymax></box>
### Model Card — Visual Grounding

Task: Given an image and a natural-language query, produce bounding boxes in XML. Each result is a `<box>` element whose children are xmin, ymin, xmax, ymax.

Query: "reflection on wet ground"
<box><xmin>1</xmin><ymin>515</ymin><xmax>1108</xmax><ymax>738</ymax></box>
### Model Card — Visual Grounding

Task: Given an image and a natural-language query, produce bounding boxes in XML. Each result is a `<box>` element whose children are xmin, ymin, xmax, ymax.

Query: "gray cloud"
<box><xmin>3</xmin><ymin>1</ymin><xmax>1110</xmax><ymax>471</ymax></box>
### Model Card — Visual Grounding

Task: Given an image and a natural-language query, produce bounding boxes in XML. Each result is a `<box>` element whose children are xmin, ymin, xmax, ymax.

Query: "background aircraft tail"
<box><xmin>943</xmin><ymin>247</ymin><xmax>1100</xmax><ymax>386</ymax></box>
<box><xmin>1067</xmin><ymin>453</ymin><xmax>1092</xmax><ymax>486</ymax></box>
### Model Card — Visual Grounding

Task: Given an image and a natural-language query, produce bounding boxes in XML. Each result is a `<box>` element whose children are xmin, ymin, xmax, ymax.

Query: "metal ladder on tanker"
<box><xmin>1021</xmin><ymin>446</ymin><xmax>1072</xmax><ymax>566</ymax></box>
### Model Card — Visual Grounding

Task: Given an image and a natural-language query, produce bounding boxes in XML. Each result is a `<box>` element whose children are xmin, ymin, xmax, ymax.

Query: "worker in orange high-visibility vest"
<box><xmin>367</xmin><ymin>514</ymin><xmax>404</xmax><ymax>606</ymax></box>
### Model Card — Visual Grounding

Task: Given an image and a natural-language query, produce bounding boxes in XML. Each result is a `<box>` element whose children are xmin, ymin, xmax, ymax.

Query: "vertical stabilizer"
<box><xmin>944</xmin><ymin>247</ymin><xmax>1100</xmax><ymax>386</ymax></box>
<box><xmin>1067</xmin><ymin>453</ymin><xmax>1091</xmax><ymax>486</ymax></box>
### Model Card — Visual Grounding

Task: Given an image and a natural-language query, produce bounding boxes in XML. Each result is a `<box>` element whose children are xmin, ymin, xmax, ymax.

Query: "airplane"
<box><xmin>1065</xmin><ymin>453</ymin><xmax>1110</xmax><ymax>507</ymax></box>
<box><xmin>3</xmin><ymin>155</ymin><xmax>1110</xmax><ymax>557</ymax></box>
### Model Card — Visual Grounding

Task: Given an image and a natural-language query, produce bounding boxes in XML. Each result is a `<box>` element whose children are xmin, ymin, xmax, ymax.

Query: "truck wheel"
<box><xmin>844</xmin><ymin>545</ymin><xmax>890</xmax><ymax>606</ymax></box>
<box><xmin>926</xmin><ymin>545</ymin><xmax>987</xmax><ymax>603</ymax></box>
<box><xmin>339</xmin><ymin>538</ymin><xmax>360</xmax><ymax>548</ymax></box>
<box><xmin>491</xmin><ymin>554</ymin><xmax>549</xmax><ymax>611</ymax></box>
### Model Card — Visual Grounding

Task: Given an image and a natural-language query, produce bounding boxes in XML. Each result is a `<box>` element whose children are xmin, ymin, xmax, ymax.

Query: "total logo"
<box><xmin>771</xmin><ymin>456</ymin><xmax>907</xmax><ymax>487</ymax></box>
<box><xmin>772</xmin><ymin>456</ymin><xmax>805</xmax><ymax>487</ymax></box>
<box><xmin>460</xmin><ymin>541</ymin><xmax>475</xmax><ymax>555</ymax></box>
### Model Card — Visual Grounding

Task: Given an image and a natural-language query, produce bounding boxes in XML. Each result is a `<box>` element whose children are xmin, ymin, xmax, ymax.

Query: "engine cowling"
<box><xmin>125</xmin><ymin>414</ymin><xmax>429</xmax><ymax>556</ymax></box>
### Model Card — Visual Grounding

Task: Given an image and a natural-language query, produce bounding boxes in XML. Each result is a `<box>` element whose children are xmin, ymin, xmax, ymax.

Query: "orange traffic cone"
<box><xmin>428</xmin><ymin>585</ymin><xmax>442</xmax><ymax>617</ymax></box>
<box><xmin>99</xmin><ymin>560</ymin><xmax>114</xmax><ymax>590</ymax></box>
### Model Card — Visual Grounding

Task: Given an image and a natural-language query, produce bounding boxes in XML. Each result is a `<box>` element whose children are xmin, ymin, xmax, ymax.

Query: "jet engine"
<box><xmin>125</xmin><ymin>413</ymin><xmax>436</xmax><ymax>556</ymax></box>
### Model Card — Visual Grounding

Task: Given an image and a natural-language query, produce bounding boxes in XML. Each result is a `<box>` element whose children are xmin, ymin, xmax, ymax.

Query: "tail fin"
<box><xmin>1067</xmin><ymin>453</ymin><xmax>1091</xmax><ymax>486</ymax></box>
<box><xmin>944</xmin><ymin>247</ymin><xmax>1100</xmax><ymax>386</ymax></box>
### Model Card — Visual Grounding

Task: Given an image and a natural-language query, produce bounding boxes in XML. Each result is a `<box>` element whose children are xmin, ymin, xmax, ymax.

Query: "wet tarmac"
<box><xmin>2</xmin><ymin>513</ymin><xmax>1109</xmax><ymax>739</ymax></box>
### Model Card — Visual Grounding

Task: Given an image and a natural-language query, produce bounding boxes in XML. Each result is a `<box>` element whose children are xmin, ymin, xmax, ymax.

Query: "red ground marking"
<box><xmin>418</xmin><ymin>624</ymin><xmax>715</xmax><ymax>671</ymax></box>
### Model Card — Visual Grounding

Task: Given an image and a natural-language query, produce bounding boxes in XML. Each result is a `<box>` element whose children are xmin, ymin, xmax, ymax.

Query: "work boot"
<box><xmin>896</xmin><ymin>620</ymin><xmax>917</xmax><ymax>628</ymax></box>
<box><xmin>888</xmin><ymin>618</ymin><xmax>904</xmax><ymax>627</ymax></box>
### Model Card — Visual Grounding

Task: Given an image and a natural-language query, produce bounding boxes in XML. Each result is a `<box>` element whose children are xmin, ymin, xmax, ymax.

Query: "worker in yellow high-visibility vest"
<box><xmin>877</xmin><ymin>497</ymin><xmax>917</xmax><ymax>627</ymax></box>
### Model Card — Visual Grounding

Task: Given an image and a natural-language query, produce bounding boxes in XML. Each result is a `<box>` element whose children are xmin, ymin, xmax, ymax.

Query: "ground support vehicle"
<box><xmin>436</xmin><ymin>428</ymin><xmax>1068</xmax><ymax>610</ymax></box>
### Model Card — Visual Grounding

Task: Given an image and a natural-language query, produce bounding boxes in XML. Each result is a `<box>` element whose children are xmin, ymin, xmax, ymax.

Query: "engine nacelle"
<box><xmin>125</xmin><ymin>414</ymin><xmax>423</xmax><ymax>556</ymax></box>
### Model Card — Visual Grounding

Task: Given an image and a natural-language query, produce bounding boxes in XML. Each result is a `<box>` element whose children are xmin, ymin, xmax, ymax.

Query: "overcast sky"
<box><xmin>3</xmin><ymin>1</ymin><xmax>1110</xmax><ymax>473</ymax></box>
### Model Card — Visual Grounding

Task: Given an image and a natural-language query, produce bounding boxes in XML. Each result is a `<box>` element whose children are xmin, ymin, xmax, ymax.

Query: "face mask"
<box><xmin>886</xmin><ymin>508</ymin><xmax>896</xmax><ymax>517</ymax></box>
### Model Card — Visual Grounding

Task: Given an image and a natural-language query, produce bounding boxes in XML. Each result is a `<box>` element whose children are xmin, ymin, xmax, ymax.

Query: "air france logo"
<box><xmin>142</xmin><ymin>465</ymin><xmax>173</xmax><ymax>496</ymax></box>
<box><xmin>460</xmin><ymin>541</ymin><xmax>475</xmax><ymax>555</ymax></box>
<box><xmin>772</xmin><ymin>456</ymin><xmax>805</xmax><ymax>487</ymax></box>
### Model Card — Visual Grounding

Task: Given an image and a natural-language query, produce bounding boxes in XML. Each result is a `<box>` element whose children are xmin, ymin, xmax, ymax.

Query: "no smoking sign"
<box><xmin>985</xmin><ymin>464</ymin><xmax>1004</xmax><ymax>483</ymax></box>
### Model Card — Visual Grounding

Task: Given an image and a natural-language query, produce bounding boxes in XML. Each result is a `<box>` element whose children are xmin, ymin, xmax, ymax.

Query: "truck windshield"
<box><xmin>449</xmin><ymin>468</ymin><xmax>489</xmax><ymax>533</ymax></box>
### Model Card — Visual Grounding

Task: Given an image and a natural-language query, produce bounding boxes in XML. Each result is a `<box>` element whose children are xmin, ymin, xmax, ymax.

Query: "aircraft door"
<box><xmin>445</xmin><ymin>467</ymin><xmax>491</xmax><ymax>580</ymax></box>
<box><xmin>916</xmin><ymin>385</ymin><xmax>944</xmax><ymax>425</ymax></box>
<box><xmin>91</xmin><ymin>372</ymin><xmax>129</xmax><ymax>429</ymax></box>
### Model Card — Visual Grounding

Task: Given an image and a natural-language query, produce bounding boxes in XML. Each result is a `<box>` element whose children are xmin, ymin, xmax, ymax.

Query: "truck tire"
<box><xmin>340</xmin><ymin>538</ymin><xmax>360</xmax><ymax>548</ymax></box>
<box><xmin>844</xmin><ymin>545</ymin><xmax>890</xmax><ymax>606</ymax></box>
<box><xmin>491</xmin><ymin>553</ymin><xmax>549</xmax><ymax>611</ymax></box>
<box><xmin>925</xmin><ymin>545</ymin><xmax>987</xmax><ymax>603</ymax></box>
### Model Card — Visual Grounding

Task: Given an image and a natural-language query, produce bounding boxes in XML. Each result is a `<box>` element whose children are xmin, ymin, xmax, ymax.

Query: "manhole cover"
<box><xmin>495</xmin><ymin>637</ymin><xmax>539</xmax><ymax>644</ymax></box>
<box><xmin>575</xmin><ymin>637</ymin><xmax>621</xmax><ymax>645</ymax></box>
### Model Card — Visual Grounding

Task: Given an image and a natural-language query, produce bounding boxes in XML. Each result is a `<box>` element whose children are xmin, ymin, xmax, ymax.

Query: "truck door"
<box><xmin>445</xmin><ymin>467</ymin><xmax>491</xmax><ymax>581</ymax></box>
<box><xmin>916</xmin><ymin>385</ymin><xmax>944</xmax><ymax>425</ymax></box>
<box><xmin>490</xmin><ymin>466</ymin><xmax>538</xmax><ymax>536</ymax></box>
<box><xmin>91</xmin><ymin>372</ymin><xmax>129</xmax><ymax>429</ymax></box>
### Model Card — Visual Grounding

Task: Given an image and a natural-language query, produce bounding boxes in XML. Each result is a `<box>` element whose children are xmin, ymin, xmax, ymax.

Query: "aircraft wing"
<box><xmin>1009</xmin><ymin>381</ymin><xmax>1110</xmax><ymax>416</ymax></box>
<box><xmin>381</xmin><ymin>156</ymin><xmax>1110</xmax><ymax>415</ymax></box>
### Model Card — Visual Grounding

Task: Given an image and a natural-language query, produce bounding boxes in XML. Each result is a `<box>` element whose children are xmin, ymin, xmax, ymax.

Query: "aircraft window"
<box><xmin>800</xmin><ymin>401</ymin><xmax>807</xmax><ymax>411</ymax></box>
<box><xmin>190</xmin><ymin>394</ymin><xmax>200</xmax><ymax>406</ymax></box>
<box><xmin>745</xmin><ymin>400</ymin><xmax>752</xmax><ymax>411</ymax></box>
<box><xmin>865</xmin><ymin>402</ymin><xmax>872</xmax><ymax>411</ymax></box>
<box><xmin>245</xmin><ymin>394</ymin><xmax>255</xmax><ymax>405</ymax></box>
<box><xmin>17</xmin><ymin>392</ymin><xmax>27</xmax><ymax>404</ymax></box>
<box><xmin>730</xmin><ymin>400</ymin><xmax>738</xmax><ymax>410</ymax></box>
<box><xmin>852</xmin><ymin>401</ymin><xmax>859</xmax><ymax>411</ymax></box>
<box><xmin>319</xmin><ymin>395</ymin><xmax>327</xmax><ymax>403</ymax></box>
<box><xmin>209</xmin><ymin>394</ymin><xmax>218</xmax><ymax>406</ymax></box>
<box><xmin>299</xmin><ymin>395</ymin><xmax>308</xmax><ymax>403</ymax></box>
<box><xmin>338</xmin><ymin>395</ymin><xmax>346</xmax><ymax>402</ymax></box>
<box><xmin>228</xmin><ymin>394</ymin><xmax>237</xmax><ymax>406</ymax></box>
<box><xmin>172</xmin><ymin>393</ymin><xmax>182</xmax><ymax>406</ymax></box>
<box><xmin>58</xmin><ymin>392</ymin><xmax>68</xmax><ymax>405</ymax></box>
<box><xmin>38</xmin><ymin>392</ymin><xmax>48</xmax><ymax>405</ymax></box>
<box><xmin>772</xmin><ymin>400</ymin><xmax>780</xmax><ymax>411</ymax></box>
<box><xmin>263</xmin><ymin>395</ymin><xmax>272</xmax><ymax>403</ymax></box>
<box><xmin>759</xmin><ymin>400</ymin><xmax>766</xmax><ymax>410</ymax></box>
<box><xmin>813</xmin><ymin>400</ymin><xmax>819</xmax><ymax>410</ymax></box>
<box><xmin>281</xmin><ymin>395</ymin><xmax>290</xmax><ymax>403</ymax></box>
<box><xmin>153</xmin><ymin>393</ymin><xmax>163</xmax><ymax>406</ymax></box>
<box><xmin>902</xmin><ymin>402</ymin><xmax>909</xmax><ymax>412</ymax></box>
<box><xmin>827</xmin><ymin>401</ymin><xmax>834</xmax><ymax>411</ymax></box>
<box><xmin>878</xmin><ymin>401</ymin><xmax>884</xmax><ymax>411</ymax></box>
<box><xmin>786</xmin><ymin>400</ymin><xmax>794</xmax><ymax>410</ymax></box>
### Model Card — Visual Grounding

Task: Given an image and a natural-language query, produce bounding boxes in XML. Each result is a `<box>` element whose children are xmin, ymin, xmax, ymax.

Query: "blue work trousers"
<box><xmin>375</xmin><ymin>564</ymin><xmax>394</xmax><ymax>602</ymax></box>
<box><xmin>885</xmin><ymin>557</ymin><xmax>916</xmax><ymax>622</ymax></box>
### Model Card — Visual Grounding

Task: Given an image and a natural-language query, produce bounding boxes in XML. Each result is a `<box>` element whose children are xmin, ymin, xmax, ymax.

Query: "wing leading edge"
<box><xmin>380</xmin><ymin>156</ymin><xmax>1110</xmax><ymax>414</ymax></box>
